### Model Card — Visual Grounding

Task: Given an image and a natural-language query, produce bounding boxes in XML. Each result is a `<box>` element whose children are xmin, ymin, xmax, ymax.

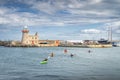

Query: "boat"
<box><xmin>112</xmin><ymin>42</ymin><xmax>120</xmax><ymax>47</ymax></box>
<box><xmin>40</xmin><ymin>61</ymin><xmax>48</xmax><ymax>64</ymax></box>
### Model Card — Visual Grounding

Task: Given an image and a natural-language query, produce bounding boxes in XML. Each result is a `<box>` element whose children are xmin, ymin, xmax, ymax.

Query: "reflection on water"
<box><xmin>0</xmin><ymin>47</ymin><xmax>120</xmax><ymax>80</ymax></box>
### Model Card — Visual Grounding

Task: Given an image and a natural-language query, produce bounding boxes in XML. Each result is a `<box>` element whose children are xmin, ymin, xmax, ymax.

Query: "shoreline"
<box><xmin>2</xmin><ymin>44</ymin><xmax>113</xmax><ymax>48</ymax></box>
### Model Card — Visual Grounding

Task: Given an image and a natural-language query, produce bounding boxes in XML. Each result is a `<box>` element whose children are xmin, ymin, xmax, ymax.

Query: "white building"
<box><xmin>21</xmin><ymin>26</ymin><xmax>39</xmax><ymax>46</ymax></box>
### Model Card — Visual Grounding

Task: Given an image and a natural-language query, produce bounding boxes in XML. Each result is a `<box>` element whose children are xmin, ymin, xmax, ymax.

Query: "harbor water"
<box><xmin>0</xmin><ymin>47</ymin><xmax>120</xmax><ymax>80</ymax></box>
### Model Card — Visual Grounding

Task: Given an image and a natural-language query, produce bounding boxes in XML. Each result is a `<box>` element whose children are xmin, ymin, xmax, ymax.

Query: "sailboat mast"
<box><xmin>107</xmin><ymin>26</ymin><xmax>112</xmax><ymax>42</ymax></box>
<box><xmin>107</xmin><ymin>27</ymin><xmax>110</xmax><ymax>41</ymax></box>
<box><xmin>110</xmin><ymin>26</ymin><xmax>112</xmax><ymax>42</ymax></box>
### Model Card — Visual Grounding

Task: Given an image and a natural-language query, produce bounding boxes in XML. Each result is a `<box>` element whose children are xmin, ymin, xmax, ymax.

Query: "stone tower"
<box><xmin>21</xmin><ymin>26</ymin><xmax>29</xmax><ymax>45</ymax></box>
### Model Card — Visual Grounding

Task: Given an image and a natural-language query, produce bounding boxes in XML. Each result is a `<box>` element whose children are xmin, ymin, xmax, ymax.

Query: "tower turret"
<box><xmin>21</xmin><ymin>26</ymin><xmax>29</xmax><ymax>45</ymax></box>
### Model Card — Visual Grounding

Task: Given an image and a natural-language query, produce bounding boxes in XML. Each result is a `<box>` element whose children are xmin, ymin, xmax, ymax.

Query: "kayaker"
<box><xmin>43</xmin><ymin>58</ymin><xmax>48</xmax><ymax>61</ymax></box>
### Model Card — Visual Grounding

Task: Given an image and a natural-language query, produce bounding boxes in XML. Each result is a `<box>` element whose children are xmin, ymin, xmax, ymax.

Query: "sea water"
<box><xmin>0</xmin><ymin>46</ymin><xmax>120</xmax><ymax>80</ymax></box>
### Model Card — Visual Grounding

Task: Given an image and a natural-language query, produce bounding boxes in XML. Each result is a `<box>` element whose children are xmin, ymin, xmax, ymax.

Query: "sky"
<box><xmin>0</xmin><ymin>0</ymin><xmax>120</xmax><ymax>41</ymax></box>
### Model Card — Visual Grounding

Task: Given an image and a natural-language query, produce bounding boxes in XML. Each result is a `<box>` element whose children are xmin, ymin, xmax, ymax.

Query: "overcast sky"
<box><xmin>0</xmin><ymin>0</ymin><xmax>120</xmax><ymax>41</ymax></box>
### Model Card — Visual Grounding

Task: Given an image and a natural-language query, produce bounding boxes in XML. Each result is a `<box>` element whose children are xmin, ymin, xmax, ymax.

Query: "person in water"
<box><xmin>88</xmin><ymin>50</ymin><xmax>91</xmax><ymax>53</ymax></box>
<box><xmin>50</xmin><ymin>52</ymin><xmax>54</xmax><ymax>57</ymax></box>
<box><xmin>70</xmin><ymin>53</ymin><xmax>74</xmax><ymax>57</ymax></box>
<box><xmin>64</xmin><ymin>49</ymin><xmax>67</xmax><ymax>53</ymax></box>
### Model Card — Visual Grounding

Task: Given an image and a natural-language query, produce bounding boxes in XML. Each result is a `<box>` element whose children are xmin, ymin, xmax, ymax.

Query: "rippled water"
<box><xmin>0</xmin><ymin>47</ymin><xmax>120</xmax><ymax>80</ymax></box>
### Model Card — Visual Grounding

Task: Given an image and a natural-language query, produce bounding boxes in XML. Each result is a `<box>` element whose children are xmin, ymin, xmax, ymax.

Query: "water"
<box><xmin>0</xmin><ymin>47</ymin><xmax>120</xmax><ymax>80</ymax></box>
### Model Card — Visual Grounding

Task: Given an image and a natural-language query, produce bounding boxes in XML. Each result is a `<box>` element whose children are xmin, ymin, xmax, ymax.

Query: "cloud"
<box><xmin>108</xmin><ymin>21</ymin><xmax>120</xmax><ymax>30</ymax></box>
<box><xmin>81</xmin><ymin>29</ymin><xmax>101</xmax><ymax>34</ymax></box>
<box><xmin>0</xmin><ymin>7</ymin><xmax>65</xmax><ymax>27</ymax></box>
<box><xmin>116</xmin><ymin>30</ymin><xmax>120</xmax><ymax>33</ymax></box>
<box><xmin>0</xmin><ymin>0</ymin><xmax>120</xmax><ymax>40</ymax></box>
<box><xmin>1</xmin><ymin>0</ymin><xmax>120</xmax><ymax>27</ymax></box>
<box><xmin>102</xmin><ymin>20</ymin><xmax>120</xmax><ymax>34</ymax></box>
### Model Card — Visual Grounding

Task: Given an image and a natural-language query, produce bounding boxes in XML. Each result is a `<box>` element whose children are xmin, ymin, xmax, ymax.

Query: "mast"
<box><xmin>107</xmin><ymin>26</ymin><xmax>112</xmax><ymax>42</ymax></box>
<box><xmin>107</xmin><ymin>27</ymin><xmax>110</xmax><ymax>41</ymax></box>
<box><xmin>110</xmin><ymin>26</ymin><xmax>112</xmax><ymax>42</ymax></box>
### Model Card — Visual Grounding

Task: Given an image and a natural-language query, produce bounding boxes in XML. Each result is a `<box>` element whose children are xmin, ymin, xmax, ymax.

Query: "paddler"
<box><xmin>43</xmin><ymin>58</ymin><xmax>48</xmax><ymax>61</ymax></box>
<box><xmin>50</xmin><ymin>52</ymin><xmax>54</xmax><ymax>57</ymax></box>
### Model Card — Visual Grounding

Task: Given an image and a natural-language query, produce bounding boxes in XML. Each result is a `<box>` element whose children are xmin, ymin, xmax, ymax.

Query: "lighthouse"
<box><xmin>20</xmin><ymin>26</ymin><xmax>59</xmax><ymax>47</ymax></box>
<box><xmin>21</xmin><ymin>26</ymin><xmax>29</xmax><ymax>45</ymax></box>
<box><xmin>21</xmin><ymin>26</ymin><xmax>39</xmax><ymax>46</ymax></box>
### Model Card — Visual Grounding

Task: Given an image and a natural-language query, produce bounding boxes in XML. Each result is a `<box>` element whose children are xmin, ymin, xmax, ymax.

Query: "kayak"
<box><xmin>40</xmin><ymin>61</ymin><xmax>48</xmax><ymax>64</ymax></box>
